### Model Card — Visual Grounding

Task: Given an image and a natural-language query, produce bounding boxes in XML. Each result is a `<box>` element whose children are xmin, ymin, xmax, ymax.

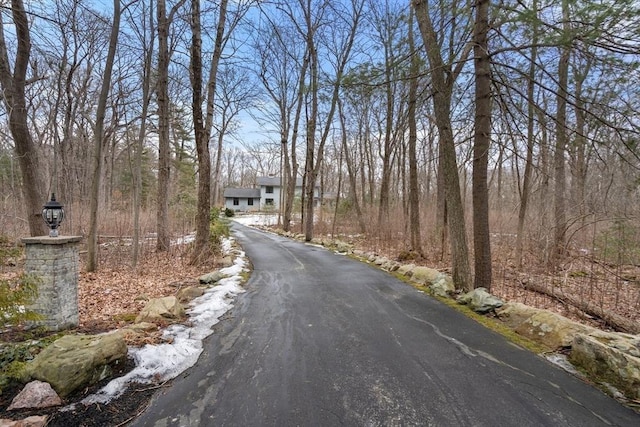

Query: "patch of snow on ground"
<box><xmin>232</xmin><ymin>213</ymin><xmax>279</xmax><ymax>227</ymax></box>
<box><xmin>80</xmin><ymin>237</ymin><xmax>247</xmax><ymax>406</ymax></box>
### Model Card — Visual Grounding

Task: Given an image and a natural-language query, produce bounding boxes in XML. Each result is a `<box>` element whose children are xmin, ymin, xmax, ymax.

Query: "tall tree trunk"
<box><xmin>407</xmin><ymin>8</ymin><xmax>422</xmax><ymax>254</ymax></box>
<box><xmin>436</xmin><ymin>140</ymin><xmax>447</xmax><ymax>261</ymax></box>
<box><xmin>284</xmin><ymin>48</ymin><xmax>309</xmax><ymax>233</ymax></box>
<box><xmin>0</xmin><ymin>0</ymin><xmax>47</xmax><ymax>236</ymax></box>
<box><xmin>87</xmin><ymin>0</ymin><xmax>120</xmax><ymax>271</ymax></box>
<box><xmin>377</xmin><ymin>46</ymin><xmax>394</xmax><ymax>230</ymax></box>
<box><xmin>572</xmin><ymin>56</ymin><xmax>591</xmax><ymax>230</ymax></box>
<box><xmin>156</xmin><ymin>0</ymin><xmax>172</xmax><ymax>252</ymax></box>
<box><xmin>515</xmin><ymin>0</ymin><xmax>539</xmax><ymax>268</ymax></box>
<box><xmin>133</xmin><ymin>0</ymin><xmax>155</xmax><ymax>268</ymax></box>
<box><xmin>413</xmin><ymin>0</ymin><xmax>473</xmax><ymax>290</ymax></box>
<box><xmin>303</xmin><ymin>47</ymin><xmax>318</xmax><ymax>241</ymax></box>
<box><xmin>306</xmin><ymin>0</ymin><xmax>362</xmax><ymax>242</ymax></box>
<box><xmin>190</xmin><ymin>0</ymin><xmax>208</xmax><ymax>262</ymax></box>
<box><xmin>553</xmin><ymin>0</ymin><xmax>570</xmax><ymax>267</ymax></box>
<box><xmin>338</xmin><ymin>98</ymin><xmax>366</xmax><ymax>233</ymax></box>
<box><xmin>472</xmin><ymin>0</ymin><xmax>492</xmax><ymax>290</ymax></box>
<box><xmin>212</xmin><ymin>130</ymin><xmax>225</xmax><ymax>206</ymax></box>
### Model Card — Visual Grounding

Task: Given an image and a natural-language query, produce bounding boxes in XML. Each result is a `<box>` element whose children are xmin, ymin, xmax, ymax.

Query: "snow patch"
<box><xmin>232</xmin><ymin>214</ymin><xmax>278</xmax><ymax>227</ymax></box>
<box><xmin>78</xmin><ymin>237</ymin><xmax>247</xmax><ymax>406</ymax></box>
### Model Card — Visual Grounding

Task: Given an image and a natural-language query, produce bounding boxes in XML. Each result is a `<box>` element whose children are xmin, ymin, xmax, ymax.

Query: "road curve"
<box><xmin>131</xmin><ymin>222</ymin><xmax>639</xmax><ymax>426</ymax></box>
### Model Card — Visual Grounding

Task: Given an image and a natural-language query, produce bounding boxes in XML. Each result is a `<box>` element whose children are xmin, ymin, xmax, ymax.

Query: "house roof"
<box><xmin>257</xmin><ymin>176</ymin><xmax>304</xmax><ymax>187</ymax></box>
<box><xmin>223</xmin><ymin>188</ymin><xmax>261</xmax><ymax>198</ymax></box>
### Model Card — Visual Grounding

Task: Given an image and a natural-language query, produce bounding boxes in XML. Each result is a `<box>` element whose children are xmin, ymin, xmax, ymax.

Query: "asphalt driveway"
<box><xmin>131</xmin><ymin>222</ymin><xmax>639</xmax><ymax>426</ymax></box>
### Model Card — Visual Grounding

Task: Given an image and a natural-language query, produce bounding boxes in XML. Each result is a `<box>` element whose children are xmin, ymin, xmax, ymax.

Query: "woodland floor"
<box><xmin>1</xmin><ymin>231</ymin><xmax>639</xmax><ymax>425</ymax></box>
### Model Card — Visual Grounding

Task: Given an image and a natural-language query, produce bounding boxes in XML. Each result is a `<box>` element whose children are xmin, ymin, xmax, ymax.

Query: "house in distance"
<box><xmin>223</xmin><ymin>176</ymin><xmax>318</xmax><ymax>212</ymax></box>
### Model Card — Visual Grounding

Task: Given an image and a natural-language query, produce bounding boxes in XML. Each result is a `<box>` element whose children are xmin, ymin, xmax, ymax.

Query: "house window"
<box><xmin>266</xmin><ymin>198</ymin><xmax>274</xmax><ymax>206</ymax></box>
<box><xmin>233</xmin><ymin>198</ymin><xmax>239</xmax><ymax>206</ymax></box>
<box><xmin>266</xmin><ymin>186</ymin><xmax>274</xmax><ymax>194</ymax></box>
<box><xmin>248</xmin><ymin>198</ymin><xmax>254</xmax><ymax>206</ymax></box>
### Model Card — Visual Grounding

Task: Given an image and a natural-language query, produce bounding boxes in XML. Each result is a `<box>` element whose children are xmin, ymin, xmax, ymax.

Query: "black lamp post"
<box><xmin>42</xmin><ymin>193</ymin><xmax>65</xmax><ymax>237</ymax></box>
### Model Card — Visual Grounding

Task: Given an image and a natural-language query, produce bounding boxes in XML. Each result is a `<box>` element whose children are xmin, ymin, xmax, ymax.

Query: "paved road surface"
<box><xmin>131</xmin><ymin>223</ymin><xmax>639</xmax><ymax>426</ymax></box>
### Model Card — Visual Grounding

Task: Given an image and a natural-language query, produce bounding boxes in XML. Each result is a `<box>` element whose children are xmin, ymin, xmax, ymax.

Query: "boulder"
<box><xmin>495</xmin><ymin>302</ymin><xmax>545</xmax><ymax>329</ymax></box>
<box><xmin>135</xmin><ymin>296</ymin><xmax>185</xmax><ymax>324</ymax></box>
<box><xmin>199</xmin><ymin>271</ymin><xmax>225</xmax><ymax>285</ymax></box>
<box><xmin>458</xmin><ymin>287</ymin><xmax>503</xmax><ymax>313</ymax></box>
<box><xmin>0</xmin><ymin>415</ymin><xmax>48</xmax><ymax>427</ymax></box>
<box><xmin>397</xmin><ymin>264</ymin><xmax>416</xmax><ymax>277</ymax></box>
<box><xmin>25</xmin><ymin>331</ymin><xmax>128</xmax><ymax>397</ymax></box>
<box><xmin>410</xmin><ymin>266</ymin><xmax>441</xmax><ymax>286</ymax></box>
<box><xmin>429</xmin><ymin>275</ymin><xmax>455</xmax><ymax>297</ymax></box>
<box><xmin>373</xmin><ymin>257</ymin><xmax>388</xmax><ymax>266</ymax></box>
<box><xmin>217</xmin><ymin>256</ymin><xmax>234</xmax><ymax>268</ymax></box>
<box><xmin>177</xmin><ymin>286</ymin><xmax>205</xmax><ymax>303</ymax></box>
<box><xmin>8</xmin><ymin>381</ymin><xmax>62</xmax><ymax>411</ymax></box>
<box><xmin>353</xmin><ymin>249</ymin><xmax>367</xmax><ymax>258</ymax></box>
<box><xmin>570</xmin><ymin>333</ymin><xmax>640</xmax><ymax>400</ymax></box>
<box><xmin>381</xmin><ymin>259</ymin><xmax>398</xmax><ymax>271</ymax></box>
<box><xmin>333</xmin><ymin>240</ymin><xmax>352</xmax><ymax>254</ymax></box>
<box><xmin>514</xmin><ymin>310</ymin><xmax>598</xmax><ymax>349</ymax></box>
<box><xmin>386</xmin><ymin>262</ymin><xmax>400</xmax><ymax>272</ymax></box>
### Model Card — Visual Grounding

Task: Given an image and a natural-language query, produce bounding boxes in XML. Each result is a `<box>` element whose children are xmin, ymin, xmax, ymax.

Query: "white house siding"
<box><xmin>260</xmin><ymin>185</ymin><xmax>282</xmax><ymax>210</ymax></box>
<box><xmin>224</xmin><ymin>176</ymin><xmax>320</xmax><ymax>212</ymax></box>
<box><xmin>225</xmin><ymin>198</ymin><xmax>259</xmax><ymax>212</ymax></box>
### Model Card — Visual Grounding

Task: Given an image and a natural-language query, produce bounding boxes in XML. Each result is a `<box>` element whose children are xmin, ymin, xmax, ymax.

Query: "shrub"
<box><xmin>209</xmin><ymin>207</ymin><xmax>230</xmax><ymax>252</ymax></box>
<box><xmin>224</xmin><ymin>208</ymin><xmax>235</xmax><ymax>217</ymax></box>
<box><xmin>0</xmin><ymin>274</ymin><xmax>41</xmax><ymax>327</ymax></box>
<box><xmin>0</xmin><ymin>235</ymin><xmax>41</xmax><ymax>328</ymax></box>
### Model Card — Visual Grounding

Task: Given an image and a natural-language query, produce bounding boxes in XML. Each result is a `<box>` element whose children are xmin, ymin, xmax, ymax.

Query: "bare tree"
<box><xmin>130</xmin><ymin>0</ymin><xmax>156</xmax><ymax>266</ymax></box>
<box><xmin>552</xmin><ymin>0</ymin><xmax>570</xmax><ymax>266</ymax></box>
<box><xmin>211</xmin><ymin>66</ymin><xmax>256</xmax><ymax>206</ymax></box>
<box><xmin>87</xmin><ymin>0</ymin><xmax>121</xmax><ymax>271</ymax></box>
<box><xmin>407</xmin><ymin>7</ymin><xmax>421</xmax><ymax>254</ymax></box>
<box><xmin>514</xmin><ymin>0</ymin><xmax>539</xmax><ymax>268</ymax></box>
<box><xmin>412</xmin><ymin>0</ymin><xmax>473</xmax><ymax>290</ymax></box>
<box><xmin>472</xmin><ymin>0</ymin><xmax>492</xmax><ymax>289</ymax></box>
<box><xmin>0</xmin><ymin>0</ymin><xmax>47</xmax><ymax>236</ymax></box>
<box><xmin>156</xmin><ymin>0</ymin><xmax>187</xmax><ymax>252</ymax></box>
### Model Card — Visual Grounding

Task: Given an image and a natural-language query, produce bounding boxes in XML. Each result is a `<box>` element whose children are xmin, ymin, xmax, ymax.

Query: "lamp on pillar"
<box><xmin>42</xmin><ymin>193</ymin><xmax>65</xmax><ymax>237</ymax></box>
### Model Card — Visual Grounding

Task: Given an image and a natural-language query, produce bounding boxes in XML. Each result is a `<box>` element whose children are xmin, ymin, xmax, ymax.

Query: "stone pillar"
<box><xmin>21</xmin><ymin>236</ymin><xmax>82</xmax><ymax>331</ymax></box>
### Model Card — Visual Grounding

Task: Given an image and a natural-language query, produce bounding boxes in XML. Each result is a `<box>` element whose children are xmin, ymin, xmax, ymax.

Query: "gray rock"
<box><xmin>513</xmin><ymin>309</ymin><xmax>599</xmax><ymax>349</ymax></box>
<box><xmin>458</xmin><ymin>287</ymin><xmax>504</xmax><ymax>313</ymax></box>
<box><xmin>429</xmin><ymin>275</ymin><xmax>455</xmax><ymax>297</ymax></box>
<box><xmin>0</xmin><ymin>415</ymin><xmax>49</xmax><ymax>427</ymax></box>
<box><xmin>334</xmin><ymin>240</ymin><xmax>352</xmax><ymax>254</ymax></box>
<box><xmin>397</xmin><ymin>264</ymin><xmax>416</xmax><ymax>277</ymax></box>
<box><xmin>373</xmin><ymin>256</ymin><xmax>388</xmax><ymax>266</ymax></box>
<box><xmin>8</xmin><ymin>381</ymin><xmax>62</xmax><ymax>411</ymax></box>
<box><xmin>495</xmin><ymin>302</ymin><xmax>545</xmax><ymax>329</ymax></box>
<box><xmin>410</xmin><ymin>266</ymin><xmax>441</xmax><ymax>285</ymax></box>
<box><xmin>135</xmin><ymin>296</ymin><xmax>185</xmax><ymax>324</ymax></box>
<box><xmin>570</xmin><ymin>333</ymin><xmax>640</xmax><ymax>400</ymax></box>
<box><xmin>199</xmin><ymin>271</ymin><xmax>225</xmax><ymax>284</ymax></box>
<box><xmin>217</xmin><ymin>256</ymin><xmax>234</xmax><ymax>268</ymax></box>
<box><xmin>26</xmin><ymin>331</ymin><xmax>128</xmax><ymax>397</ymax></box>
<box><xmin>387</xmin><ymin>262</ymin><xmax>400</xmax><ymax>272</ymax></box>
<box><xmin>177</xmin><ymin>286</ymin><xmax>205</xmax><ymax>303</ymax></box>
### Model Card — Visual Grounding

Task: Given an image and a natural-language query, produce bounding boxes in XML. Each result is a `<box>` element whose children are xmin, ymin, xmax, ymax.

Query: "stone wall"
<box><xmin>22</xmin><ymin>236</ymin><xmax>82</xmax><ymax>331</ymax></box>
